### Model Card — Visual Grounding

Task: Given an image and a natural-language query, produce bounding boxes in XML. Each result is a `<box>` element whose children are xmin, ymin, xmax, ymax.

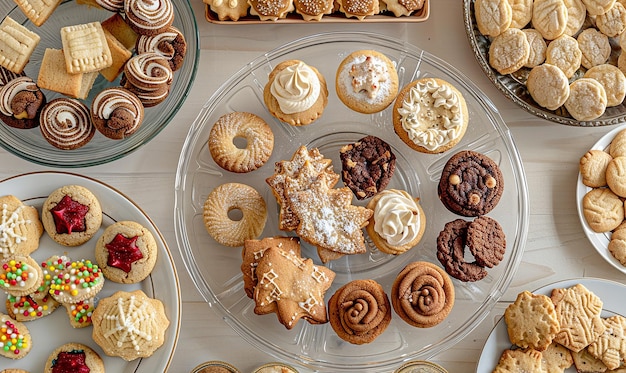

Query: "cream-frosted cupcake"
<box><xmin>393</xmin><ymin>77</ymin><xmax>468</xmax><ymax>154</ymax></box>
<box><xmin>366</xmin><ymin>189</ymin><xmax>425</xmax><ymax>255</ymax></box>
<box><xmin>263</xmin><ymin>59</ymin><xmax>328</xmax><ymax>126</ymax></box>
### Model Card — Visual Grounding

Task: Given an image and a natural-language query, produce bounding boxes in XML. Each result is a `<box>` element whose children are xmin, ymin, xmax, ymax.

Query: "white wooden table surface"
<box><xmin>1</xmin><ymin>0</ymin><xmax>625</xmax><ymax>372</ymax></box>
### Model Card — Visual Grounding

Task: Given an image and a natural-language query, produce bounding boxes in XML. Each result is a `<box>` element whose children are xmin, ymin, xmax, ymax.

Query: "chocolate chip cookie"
<box><xmin>436</xmin><ymin>219</ymin><xmax>488</xmax><ymax>282</ymax></box>
<box><xmin>438</xmin><ymin>150</ymin><xmax>504</xmax><ymax>217</ymax></box>
<box><xmin>340</xmin><ymin>135</ymin><xmax>396</xmax><ymax>200</ymax></box>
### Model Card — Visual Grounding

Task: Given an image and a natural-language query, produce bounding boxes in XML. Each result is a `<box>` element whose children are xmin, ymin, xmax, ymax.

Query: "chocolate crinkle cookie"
<box><xmin>340</xmin><ymin>135</ymin><xmax>396</xmax><ymax>200</ymax></box>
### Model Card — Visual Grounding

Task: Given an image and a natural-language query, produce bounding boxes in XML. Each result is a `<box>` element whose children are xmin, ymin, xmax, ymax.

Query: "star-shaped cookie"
<box><xmin>253</xmin><ymin>246</ymin><xmax>335</xmax><ymax>329</ymax></box>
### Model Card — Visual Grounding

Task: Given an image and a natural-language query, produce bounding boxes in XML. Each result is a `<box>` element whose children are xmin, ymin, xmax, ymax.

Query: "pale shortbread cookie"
<box><xmin>526</xmin><ymin>63</ymin><xmax>570</xmax><ymax>110</ymax></box>
<box><xmin>541</xmin><ymin>342</ymin><xmax>574</xmax><ymax>373</ymax></box>
<box><xmin>596</xmin><ymin>2</ymin><xmax>626</xmax><ymax>36</ymax></box>
<box><xmin>582</xmin><ymin>0</ymin><xmax>616</xmax><ymax>16</ymax></box>
<box><xmin>563</xmin><ymin>0</ymin><xmax>588</xmax><ymax>35</ymax></box>
<box><xmin>621</xmin><ymin>29</ymin><xmax>626</xmax><ymax>50</ymax></box>
<box><xmin>381</xmin><ymin>0</ymin><xmax>425</xmax><ymax>16</ymax></box>
<box><xmin>0</xmin><ymin>17</ymin><xmax>41</xmax><ymax>74</ymax></box>
<box><xmin>14</xmin><ymin>0</ymin><xmax>61</xmax><ymax>27</ymax></box>
<box><xmin>608</xmin><ymin>227</ymin><xmax>626</xmax><ymax>265</ymax></box>
<box><xmin>493</xmin><ymin>349</ymin><xmax>544</xmax><ymax>373</ymax></box>
<box><xmin>546</xmin><ymin>34</ymin><xmax>582</xmax><ymax>78</ymax></box>
<box><xmin>619</xmin><ymin>50</ymin><xmax>626</xmax><ymax>76</ymax></box>
<box><xmin>582</xmin><ymin>187</ymin><xmax>624</xmax><ymax>232</ymax></box>
<box><xmin>488</xmin><ymin>28</ymin><xmax>530</xmax><ymax>75</ymax></box>
<box><xmin>610</xmin><ymin>128</ymin><xmax>626</xmax><ymax>158</ymax></box>
<box><xmin>532</xmin><ymin>0</ymin><xmax>568</xmax><ymax>40</ymax></box>
<box><xmin>572</xmin><ymin>347</ymin><xmax>609</xmax><ymax>373</ymax></box>
<box><xmin>504</xmin><ymin>290</ymin><xmax>559</xmax><ymax>351</ymax></box>
<box><xmin>523</xmin><ymin>29</ymin><xmax>547</xmax><ymax>67</ymax></box>
<box><xmin>206</xmin><ymin>0</ymin><xmax>251</xmax><ymax>21</ymax></box>
<box><xmin>508</xmin><ymin>0</ymin><xmax>533</xmax><ymax>28</ymax></box>
<box><xmin>606</xmin><ymin>156</ymin><xmax>626</xmax><ymax>197</ymax></box>
<box><xmin>580</xmin><ymin>149</ymin><xmax>612</xmax><ymax>187</ymax></box>
<box><xmin>564</xmin><ymin>78</ymin><xmax>607</xmax><ymax>121</ymax></box>
<box><xmin>60</xmin><ymin>22</ymin><xmax>112</xmax><ymax>74</ymax></box>
<box><xmin>474</xmin><ymin>0</ymin><xmax>512</xmax><ymax>37</ymax></box>
<box><xmin>587</xmin><ymin>316</ymin><xmax>626</xmax><ymax>370</ymax></box>
<box><xmin>578</xmin><ymin>28</ymin><xmax>611</xmax><ymax>69</ymax></box>
<box><xmin>584</xmin><ymin>64</ymin><xmax>626</xmax><ymax>107</ymax></box>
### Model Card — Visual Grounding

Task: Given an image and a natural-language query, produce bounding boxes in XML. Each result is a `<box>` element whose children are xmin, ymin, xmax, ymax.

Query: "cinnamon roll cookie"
<box><xmin>124</xmin><ymin>0</ymin><xmax>174</xmax><ymax>36</ymax></box>
<box><xmin>391</xmin><ymin>261</ymin><xmax>455</xmax><ymax>328</ymax></box>
<box><xmin>328</xmin><ymin>279</ymin><xmax>392</xmax><ymax>344</ymax></box>
<box><xmin>136</xmin><ymin>26</ymin><xmax>187</xmax><ymax>72</ymax></box>
<box><xmin>0</xmin><ymin>76</ymin><xmax>46</xmax><ymax>130</ymax></box>
<box><xmin>40</xmin><ymin>99</ymin><xmax>95</xmax><ymax>150</ymax></box>
<box><xmin>91</xmin><ymin>87</ymin><xmax>144</xmax><ymax>140</ymax></box>
<box><xmin>122</xmin><ymin>53</ymin><xmax>173</xmax><ymax>107</ymax></box>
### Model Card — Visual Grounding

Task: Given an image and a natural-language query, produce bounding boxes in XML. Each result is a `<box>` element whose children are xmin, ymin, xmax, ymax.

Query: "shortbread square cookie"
<box><xmin>100</xmin><ymin>29</ymin><xmax>132</xmax><ymax>82</ymax></box>
<box><xmin>60</xmin><ymin>21</ymin><xmax>112</xmax><ymax>74</ymax></box>
<box><xmin>14</xmin><ymin>0</ymin><xmax>62</xmax><ymax>27</ymax></box>
<box><xmin>37</xmin><ymin>48</ymin><xmax>98</xmax><ymax>99</ymax></box>
<box><xmin>0</xmin><ymin>16</ymin><xmax>41</xmax><ymax>74</ymax></box>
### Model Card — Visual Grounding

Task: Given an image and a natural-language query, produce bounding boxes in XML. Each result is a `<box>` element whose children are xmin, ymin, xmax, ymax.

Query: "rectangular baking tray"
<box><xmin>204</xmin><ymin>0</ymin><xmax>429</xmax><ymax>23</ymax></box>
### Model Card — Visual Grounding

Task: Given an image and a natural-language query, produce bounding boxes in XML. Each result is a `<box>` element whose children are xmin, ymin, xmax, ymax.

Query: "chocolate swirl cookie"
<box><xmin>40</xmin><ymin>98</ymin><xmax>95</xmax><ymax>150</ymax></box>
<box><xmin>122</xmin><ymin>53</ymin><xmax>172</xmax><ymax>107</ymax></box>
<box><xmin>124</xmin><ymin>0</ymin><xmax>174</xmax><ymax>36</ymax></box>
<box><xmin>91</xmin><ymin>87</ymin><xmax>144</xmax><ymax>140</ymax></box>
<box><xmin>136</xmin><ymin>26</ymin><xmax>186</xmax><ymax>71</ymax></box>
<box><xmin>0</xmin><ymin>76</ymin><xmax>46</xmax><ymax>129</ymax></box>
<box><xmin>94</xmin><ymin>0</ymin><xmax>124</xmax><ymax>12</ymax></box>
<box><xmin>391</xmin><ymin>261</ymin><xmax>455</xmax><ymax>328</ymax></box>
<box><xmin>328</xmin><ymin>279</ymin><xmax>392</xmax><ymax>344</ymax></box>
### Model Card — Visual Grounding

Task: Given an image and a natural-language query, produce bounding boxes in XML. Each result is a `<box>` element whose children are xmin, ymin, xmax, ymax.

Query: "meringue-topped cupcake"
<box><xmin>263</xmin><ymin>59</ymin><xmax>328</xmax><ymax>126</ymax></box>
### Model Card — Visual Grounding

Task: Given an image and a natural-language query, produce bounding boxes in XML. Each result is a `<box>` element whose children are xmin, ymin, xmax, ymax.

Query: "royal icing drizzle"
<box><xmin>373</xmin><ymin>190</ymin><xmax>421</xmax><ymax>247</ymax></box>
<box><xmin>397</xmin><ymin>79</ymin><xmax>464</xmax><ymax>151</ymax></box>
<box><xmin>270</xmin><ymin>61</ymin><xmax>321</xmax><ymax>114</ymax></box>
<box><xmin>103</xmin><ymin>294</ymin><xmax>158</xmax><ymax>351</ymax></box>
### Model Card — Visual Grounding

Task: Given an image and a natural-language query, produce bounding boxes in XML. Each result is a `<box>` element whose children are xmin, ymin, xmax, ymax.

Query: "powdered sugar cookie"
<box><xmin>523</xmin><ymin>29</ymin><xmax>547</xmax><ymax>68</ymax></box>
<box><xmin>577</xmin><ymin>28</ymin><xmax>611</xmax><ymax>70</ymax></box>
<box><xmin>546</xmin><ymin>34</ymin><xmax>582</xmax><ymax>78</ymax></box>
<box><xmin>526</xmin><ymin>63</ymin><xmax>570</xmax><ymax>111</ymax></box>
<box><xmin>488</xmin><ymin>28</ymin><xmax>530</xmax><ymax>75</ymax></box>
<box><xmin>596</xmin><ymin>2</ymin><xmax>626</xmax><ymax>36</ymax></box>
<box><xmin>532</xmin><ymin>0</ymin><xmax>568</xmax><ymax>40</ymax></box>
<box><xmin>564</xmin><ymin>78</ymin><xmax>607</xmax><ymax>121</ymax></box>
<box><xmin>508</xmin><ymin>0</ymin><xmax>533</xmax><ymax>28</ymax></box>
<box><xmin>584</xmin><ymin>64</ymin><xmax>626</xmax><ymax>107</ymax></box>
<box><xmin>564</xmin><ymin>0</ymin><xmax>588</xmax><ymax>35</ymax></box>
<box><xmin>474</xmin><ymin>0</ymin><xmax>512</xmax><ymax>37</ymax></box>
<box><xmin>582</xmin><ymin>0</ymin><xmax>616</xmax><ymax>16</ymax></box>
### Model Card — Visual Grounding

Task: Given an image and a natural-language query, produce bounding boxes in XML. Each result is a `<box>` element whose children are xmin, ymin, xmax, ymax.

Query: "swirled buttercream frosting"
<box><xmin>40</xmin><ymin>98</ymin><xmax>95</xmax><ymax>150</ymax></box>
<box><xmin>270</xmin><ymin>61</ymin><xmax>321</xmax><ymax>114</ymax></box>
<box><xmin>397</xmin><ymin>78</ymin><xmax>465</xmax><ymax>151</ymax></box>
<box><xmin>373</xmin><ymin>189</ymin><xmax>421</xmax><ymax>247</ymax></box>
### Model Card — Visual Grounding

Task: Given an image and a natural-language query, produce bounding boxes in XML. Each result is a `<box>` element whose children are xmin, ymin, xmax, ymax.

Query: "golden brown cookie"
<box><xmin>580</xmin><ymin>149</ymin><xmax>612</xmax><ymax>188</ymax></box>
<box><xmin>248</xmin><ymin>0</ymin><xmax>294</xmax><ymax>20</ymax></box>
<box><xmin>0</xmin><ymin>17</ymin><xmax>40</xmax><ymax>74</ymax></box>
<box><xmin>582</xmin><ymin>187</ymin><xmax>624</xmax><ymax>233</ymax></box>
<box><xmin>208</xmin><ymin>112</ymin><xmax>274</xmax><ymax>173</ymax></box>
<box><xmin>293</xmin><ymin>0</ymin><xmax>333</xmax><ymax>20</ymax></box>
<box><xmin>95</xmin><ymin>220</ymin><xmax>158</xmax><ymax>284</ymax></box>
<box><xmin>41</xmin><ymin>185</ymin><xmax>102</xmax><ymax>247</ymax></box>
<box><xmin>587</xmin><ymin>316</ymin><xmax>626</xmax><ymax>370</ymax></box>
<box><xmin>43</xmin><ymin>342</ymin><xmax>104</xmax><ymax>373</ymax></box>
<box><xmin>606</xmin><ymin>156</ymin><xmax>626</xmax><ymax>197</ymax></box>
<box><xmin>328</xmin><ymin>279</ymin><xmax>392</xmax><ymax>344</ymax></box>
<box><xmin>60</xmin><ymin>22</ymin><xmax>112</xmax><ymax>74</ymax></box>
<box><xmin>264</xmin><ymin>60</ymin><xmax>328</xmax><ymax>126</ymax></box>
<box><xmin>609</xmin><ymin>226</ymin><xmax>626</xmax><ymax>265</ymax></box>
<box><xmin>585</xmin><ymin>64</ymin><xmax>626</xmax><ymax>107</ymax></box>
<box><xmin>391</xmin><ymin>261</ymin><xmax>455</xmax><ymax>328</ymax></box>
<box><xmin>337</xmin><ymin>0</ymin><xmax>379</xmax><ymax>19</ymax></box>
<box><xmin>572</xmin><ymin>347</ymin><xmax>609</xmax><ymax>373</ymax></box>
<box><xmin>610</xmin><ymin>128</ymin><xmax>626</xmax><ymax>158</ymax></box>
<box><xmin>91</xmin><ymin>289</ymin><xmax>169</xmax><ymax>361</ymax></box>
<box><xmin>493</xmin><ymin>348</ymin><xmax>543</xmax><ymax>372</ymax></box>
<box><xmin>504</xmin><ymin>290</ymin><xmax>559</xmax><ymax>351</ymax></box>
<box><xmin>0</xmin><ymin>195</ymin><xmax>43</xmax><ymax>259</ymax></box>
<box><xmin>541</xmin><ymin>342</ymin><xmax>574</xmax><ymax>372</ymax></box>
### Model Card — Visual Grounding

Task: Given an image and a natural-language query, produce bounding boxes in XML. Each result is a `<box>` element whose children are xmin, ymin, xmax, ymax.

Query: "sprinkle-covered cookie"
<box><xmin>0</xmin><ymin>256</ymin><xmax>42</xmax><ymax>297</ymax></box>
<box><xmin>0</xmin><ymin>313</ymin><xmax>31</xmax><ymax>359</ymax></box>
<box><xmin>48</xmin><ymin>257</ymin><xmax>104</xmax><ymax>304</ymax></box>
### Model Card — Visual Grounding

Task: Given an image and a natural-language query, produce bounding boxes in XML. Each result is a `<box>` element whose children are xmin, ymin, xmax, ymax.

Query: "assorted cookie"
<box><xmin>0</xmin><ymin>313</ymin><xmax>31</xmax><ymax>359</ymax></box>
<box><xmin>43</xmin><ymin>342</ymin><xmax>105</xmax><ymax>373</ymax></box>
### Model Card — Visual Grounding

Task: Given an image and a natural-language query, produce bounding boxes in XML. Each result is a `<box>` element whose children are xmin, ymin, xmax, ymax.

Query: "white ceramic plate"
<box><xmin>576</xmin><ymin>124</ymin><xmax>626</xmax><ymax>275</ymax></box>
<box><xmin>175</xmin><ymin>31</ymin><xmax>529</xmax><ymax>372</ymax></box>
<box><xmin>476</xmin><ymin>278</ymin><xmax>626</xmax><ymax>372</ymax></box>
<box><xmin>0</xmin><ymin>171</ymin><xmax>180</xmax><ymax>372</ymax></box>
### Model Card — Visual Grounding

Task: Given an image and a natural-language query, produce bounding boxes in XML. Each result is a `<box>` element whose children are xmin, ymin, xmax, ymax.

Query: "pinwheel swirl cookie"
<box><xmin>39</xmin><ymin>98</ymin><xmax>95</xmax><ymax>150</ymax></box>
<box><xmin>124</xmin><ymin>0</ymin><xmax>175</xmax><ymax>36</ymax></box>
<box><xmin>328</xmin><ymin>279</ymin><xmax>392</xmax><ymax>344</ymax></box>
<box><xmin>122</xmin><ymin>53</ymin><xmax>173</xmax><ymax>107</ymax></box>
<box><xmin>92</xmin><ymin>289</ymin><xmax>169</xmax><ymax>361</ymax></box>
<box><xmin>391</xmin><ymin>261</ymin><xmax>455</xmax><ymax>328</ymax></box>
<box><xmin>136</xmin><ymin>26</ymin><xmax>187</xmax><ymax>71</ymax></box>
<box><xmin>91</xmin><ymin>87</ymin><xmax>144</xmax><ymax>140</ymax></box>
<box><xmin>0</xmin><ymin>76</ymin><xmax>46</xmax><ymax>130</ymax></box>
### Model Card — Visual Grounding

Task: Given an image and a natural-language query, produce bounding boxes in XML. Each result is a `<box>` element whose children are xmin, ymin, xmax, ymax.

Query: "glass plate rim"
<box><xmin>174</xmin><ymin>30</ymin><xmax>530</xmax><ymax>371</ymax></box>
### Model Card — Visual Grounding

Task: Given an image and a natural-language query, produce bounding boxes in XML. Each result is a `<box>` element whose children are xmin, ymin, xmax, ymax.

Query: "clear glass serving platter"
<box><xmin>463</xmin><ymin>0</ymin><xmax>625</xmax><ymax>127</ymax></box>
<box><xmin>0</xmin><ymin>0</ymin><xmax>199</xmax><ymax>167</ymax></box>
<box><xmin>174</xmin><ymin>31</ymin><xmax>529</xmax><ymax>371</ymax></box>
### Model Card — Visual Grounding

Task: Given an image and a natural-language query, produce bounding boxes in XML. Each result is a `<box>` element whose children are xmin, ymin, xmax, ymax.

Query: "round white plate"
<box><xmin>576</xmin><ymin>124</ymin><xmax>626</xmax><ymax>275</ymax></box>
<box><xmin>175</xmin><ymin>31</ymin><xmax>529</xmax><ymax>372</ymax></box>
<box><xmin>476</xmin><ymin>277</ymin><xmax>626</xmax><ymax>372</ymax></box>
<box><xmin>0</xmin><ymin>171</ymin><xmax>180</xmax><ymax>372</ymax></box>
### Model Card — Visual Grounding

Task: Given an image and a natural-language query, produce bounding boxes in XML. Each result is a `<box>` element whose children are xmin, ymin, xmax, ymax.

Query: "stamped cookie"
<box><xmin>488</xmin><ymin>27</ymin><xmax>530</xmax><ymax>75</ymax></box>
<box><xmin>545</xmin><ymin>34</ymin><xmax>582</xmax><ymax>78</ymax></box>
<box><xmin>0</xmin><ymin>17</ymin><xmax>40</xmax><ymax>74</ymax></box>
<box><xmin>587</xmin><ymin>315</ymin><xmax>626</xmax><ymax>369</ymax></box>
<box><xmin>563</xmin><ymin>0</ymin><xmax>587</xmax><ymax>36</ymax></box>
<box><xmin>467</xmin><ymin>215</ymin><xmax>506</xmax><ymax>268</ymax></box>
<box><xmin>583</xmin><ymin>0</ymin><xmax>617</xmax><ymax>16</ymax></box>
<box><xmin>493</xmin><ymin>348</ymin><xmax>543</xmax><ymax>373</ymax></box>
<box><xmin>508</xmin><ymin>0</ymin><xmax>533</xmax><ymax>28</ymax></box>
<box><xmin>580</xmin><ymin>149</ymin><xmax>612</xmax><ymax>188</ymax></box>
<box><xmin>340</xmin><ymin>135</ymin><xmax>396</xmax><ymax>200</ymax></box>
<box><xmin>43</xmin><ymin>342</ymin><xmax>104</xmax><ymax>373</ymax></box>
<box><xmin>526</xmin><ymin>63</ymin><xmax>570</xmax><ymax>111</ymax></box>
<box><xmin>610</xmin><ymin>128</ymin><xmax>626</xmax><ymax>158</ymax></box>
<box><xmin>41</xmin><ymin>185</ymin><xmax>102</xmax><ymax>247</ymax></box>
<box><xmin>328</xmin><ymin>279</ymin><xmax>391</xmax><ymax>344</ymax></box>
<box><xmin>436</xmin><ymin>219</ymin><xmax>488</xmax><ymax>282</ymax></box>
<box><xmin>438</xmin><ymin>150</ymin><xmax>504</xmax><ymax>217</ymax></box>
<box><xmin>523</xmin><ymin>29</ymin><xmax>547</xmax><ymax>68</ymax></box>
<box><xmin>0</xmin><ymin>313</ymin><xmax>31</xmax><ymax>359</ymax></box>
<box><xmin>596</xmin><ymin>2</ymin><xmax>626</xmax><ymax>36</ymax></box>
<box><xmin>92</xmin><ymin>289</ymin><xmax>169</xmax><ymax>361</ymax></box>
<box><xmin>60</xmin><ymin>22</ymin><xmax>112</xmax><ymax>74</ymax></box>
<box><xmin>565</xmin><ymin>78</ymin><xmax>608</xmax><ymax>122</ymax></box>
<box><xmin>474</xmin><ymin>0</ymin><xmax>512</xmax><ymax>37</ymax></box>
<box><xmin>0</xmin><ymin>195</ymin><xmax>43</xmax><ymax>259</ymax></box>
<box><xmin>532</xmin><ymin>0</ymin><xmax>568</xmax><ymax>40</ymax></box>
<box><xmin>541</xmin><ymin>342</ymin><xmax>574</xmax><ymax>372</ymax></box>
<box><xmin>504</xmin><ymin>290</ymin><xmax>559</xmax><ymax>351</ymax></box>
<box><xmin>608</xmin><ymin>226</ymin><xmax>626</xmax><ymax>265</ymax></box>
<box><xmin>551</xmin><ymin>283</ymin><xmax>606</xmax><ymax>352</ymax></box>
<box><xmin>391</xmin><ymin>261</ymin><xmax>454</xmax><ymax>328</ymax></box>
<box><xmin>14</xmin><ymin>0</ymin><xmax>61</xmax><ymax>27</ymax></box>
<box><xmin>95</xmin><ymin>221</ymin><xmax>158</xmax><ymax>284</ymax></box>
<box><xmin>253</xmin><ymin>247</ymin><xmax>335</xmax><ymax>329</ymax></box>
<box><xmin>577</xmin><ymin>28</ymin><xmax>611</xmax><ymax>70</ymax></box>
<box><xmin>582</xmin><ymin>187</ymin><xmax>624</xmax><ymax>232</ymax></box>
<box><xmin>606</xmin><ymin>156</ymin><xmax>626</xmax><ymax>197</ymax></box>
<box><xmin>584</xmin><ymin>64</ymin><xmax>626</xmax><ymax>107</ymax></box>
<box><xmin>572</xmin><ymin>347</ymin><xmax>610</xmax><ymax>372</ymax></box>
